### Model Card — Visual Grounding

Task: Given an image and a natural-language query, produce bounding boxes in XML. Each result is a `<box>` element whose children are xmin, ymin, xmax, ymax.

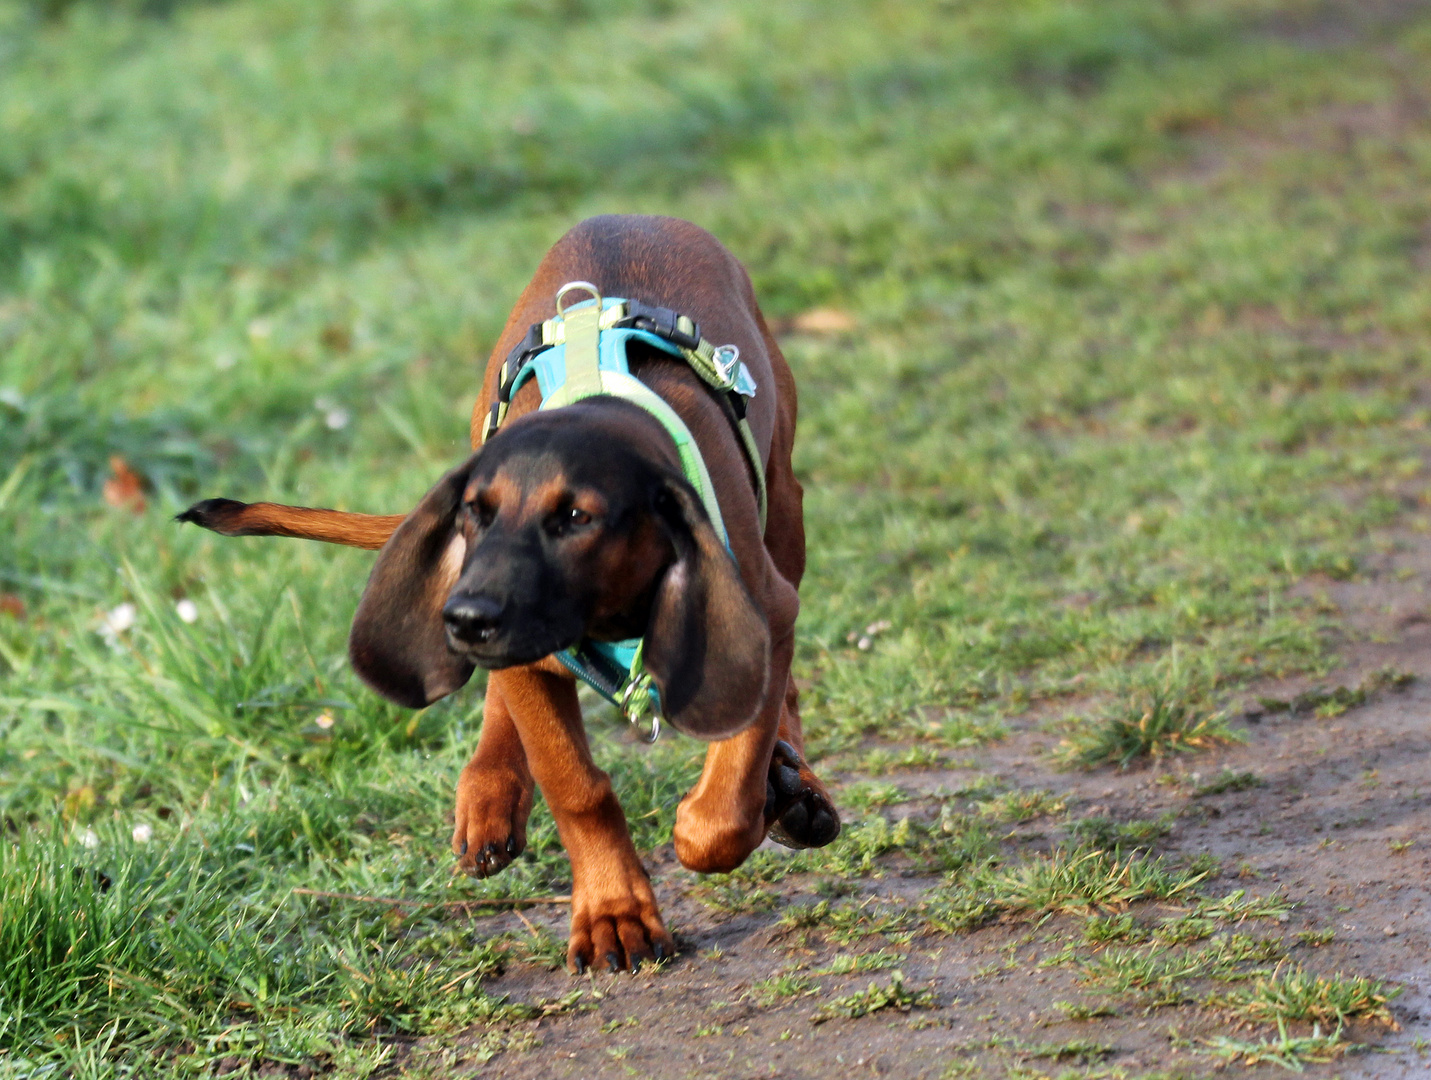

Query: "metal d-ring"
<box><xmin>555</xmin><ymin>281</ymin><xmax>602</xmax><ymax>319</ymax></box>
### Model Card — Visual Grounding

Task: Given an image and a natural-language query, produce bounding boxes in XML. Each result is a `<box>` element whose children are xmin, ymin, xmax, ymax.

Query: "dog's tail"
<box><xmin>176</xmin><ymin>499</ymin><xmax>404</xmax><ymax>550</ymax></box>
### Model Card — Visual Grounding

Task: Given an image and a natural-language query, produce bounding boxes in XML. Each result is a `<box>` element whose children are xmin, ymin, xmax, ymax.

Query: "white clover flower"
<box><xmin>79</xmin><ymin>828</ymin><xmax>99</xmax><ymax>849</ymax></box>
<box><xmin>175</xmin><ymin>599</ymin><xmax>199</xmax><ymax>623</ymax></box>
<box><xmin>104</xmin><ymin>603</ymin><xmax>137</xmax><ymax>635</ymax></box>
<box><xmin>314</xmin><ymin>711</ymin><xmax>336</xmax><ymax>730</ymax></box>
<box><xmin>132</xmin><ymin>823</ymin><xmax>153</xmax><ymax>844</ymax></box>
<box><xmin>324</xmin><ymin>408</ymin><xmax>350</xmax><ymax>430</ymax></box>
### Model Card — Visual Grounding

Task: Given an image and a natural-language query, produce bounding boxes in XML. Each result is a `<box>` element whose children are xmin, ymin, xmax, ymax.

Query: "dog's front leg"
<box><xmin>453</xmin><ymin>683</ymin><xmax>535</xmax><ymax>878</ymax></box>
<box><xmin>491</xmin><ymin>664</ymin><xmax>674</xmax><ymax>973</ymax></box>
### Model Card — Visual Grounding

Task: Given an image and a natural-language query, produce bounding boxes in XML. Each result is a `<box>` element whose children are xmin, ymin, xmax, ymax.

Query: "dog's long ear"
<box><xmin>348</xmin><ymin>455</ymin><xmax>478</xmax><ymax>708</ymax></box>
<box><xmin>644</xmin><ymin>478</ymin><xmax>771</xmax><ymax>740</ymax></box>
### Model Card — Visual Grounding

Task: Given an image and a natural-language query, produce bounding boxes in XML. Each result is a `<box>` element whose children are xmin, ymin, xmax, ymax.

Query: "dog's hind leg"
<box><xmin>177</xmin><ymin>499</ymin><xmax>405</xmax><ymax>549</ymax></box>
<box><xmin>671</xmin><ymin>572</ymin><xmax>836</xmax><ymax>872</ymax></box>
<box><xmin>453</xmin><ymin>682</ymin><xmax>535</xmax><ymax>878</ymax></box>
<box><xmin>751</xmin><ymin>406</ymin><xmax>839</xmax><ymax>849</ymax></box>
<box><xmin>765</xmin><ymin>675</ymin><xmax>841</xmax><ymax>849</ymax></box>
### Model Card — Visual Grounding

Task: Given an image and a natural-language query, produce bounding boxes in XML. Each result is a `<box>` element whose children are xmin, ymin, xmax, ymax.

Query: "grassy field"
<box><xmin>2</xmin><ymin>0</ymin><xmax>1429</xmax><ymax>1075</ymax></box>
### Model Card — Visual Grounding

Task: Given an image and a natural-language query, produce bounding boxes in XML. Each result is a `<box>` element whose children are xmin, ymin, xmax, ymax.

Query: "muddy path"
<box><xmin>399</xmin><ymin>517</ymin><xmax>1430</xmax><ymax>1080</ymax></box>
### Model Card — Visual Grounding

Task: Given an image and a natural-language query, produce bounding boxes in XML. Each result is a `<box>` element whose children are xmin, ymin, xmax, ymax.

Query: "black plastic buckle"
<box><xmin>626</xmin><ymin>300</ymin><xmax>701</xmax><ymax>352</ymax></box>
<box><xmin>498</xmin><ymin>323</ymin><xmax>549</xmax><ymax>404</ymax></box>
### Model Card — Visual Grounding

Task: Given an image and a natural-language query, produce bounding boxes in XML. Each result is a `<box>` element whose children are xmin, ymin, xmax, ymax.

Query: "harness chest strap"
<box><xmin>479</xmin><ymin>283</ymin><xmax>766</xmax><ymax>740</ymax></box>
<box><xmin>484</xmin><ymin>292</ymin><xmax>767</xmax><ymax>531</ymax></box>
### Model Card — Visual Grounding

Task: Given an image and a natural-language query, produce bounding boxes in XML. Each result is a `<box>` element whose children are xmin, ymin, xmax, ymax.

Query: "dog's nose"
<box><xmin>442</xmin><ymin>594</ymin><xmax>504</xmax><ymax>645</ymax></box>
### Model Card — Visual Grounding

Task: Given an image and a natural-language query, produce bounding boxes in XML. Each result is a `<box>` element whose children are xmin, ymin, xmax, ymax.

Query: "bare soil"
<box><xmin>404</xmin><ymin>515</ymin><xmax>1431</xmax><ymax>1080</ymax></box>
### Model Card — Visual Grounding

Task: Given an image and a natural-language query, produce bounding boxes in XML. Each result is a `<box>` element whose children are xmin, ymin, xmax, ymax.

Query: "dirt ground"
<box><xmin>392</xmin><ymin>514</ymin><xmax>1430</xmax><ymax>1080</ymax></box>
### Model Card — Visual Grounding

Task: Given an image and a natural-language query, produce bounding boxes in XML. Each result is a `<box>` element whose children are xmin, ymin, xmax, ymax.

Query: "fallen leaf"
<box><xmin>102</xmin><ymin>456</ymin><xmax>147</xmax><ymax>513</ymax></box>
<box><xmin>791</xmin><ymin>308</ymin><xmax>857</xmax><ymax>334</ymax></box>
<box><xmin>0</xmin><ymin>593</ymin><xmax>24</xmax><ymax>620</ymax></box>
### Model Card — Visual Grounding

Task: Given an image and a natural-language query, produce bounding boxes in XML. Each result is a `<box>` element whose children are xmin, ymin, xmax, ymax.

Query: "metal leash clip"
<box><xmin>619</xmin><ymin>675</ymin><xmax>661</xmax><ymax>744</ymax></box>
<box><xmin>710</xmin><ymin>343</ymin><xmax>742</xmax><ymax>389</ymax></box>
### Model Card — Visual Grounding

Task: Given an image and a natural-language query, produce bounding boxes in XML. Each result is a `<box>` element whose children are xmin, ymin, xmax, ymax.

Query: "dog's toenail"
<box><xmin>460</xmin><ymin>840</ymin><xmax>468</xmax><ymax>855</ymax></box>
<box><xmin>654</xmin><ymin>942</ymin><xmax>667</xmax><ymax>961</ymax></box>
<box><xmin>573</xmin><ymin>956</ymin><xmax>587</xmax><ymax>975</ymax></box>
<box><xmin>506</xmin><ymin>836</ymin><xmax>516</xmax><ymax>856</ymax></box>
<box><xmin>606</xmin><ymin>952</ymin><xmax>621</xmax><ymax>971</ymax></box>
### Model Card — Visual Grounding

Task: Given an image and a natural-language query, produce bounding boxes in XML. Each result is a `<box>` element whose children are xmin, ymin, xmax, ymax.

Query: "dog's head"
<box><xmin>347</xmin><ymin>397</ymin><xmax>769</xmax><ymax>739</ymax></box>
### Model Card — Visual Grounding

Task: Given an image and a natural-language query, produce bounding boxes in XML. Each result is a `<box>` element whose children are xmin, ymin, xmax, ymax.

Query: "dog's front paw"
<box><xmin>765</xmin><ymin>739</ymin><xmax>841</xmax><ymax>849</ymax></box>
<box><xmin>567</xmin><ymin>862</ymin><xmax>674</xmax><ymax>974</ymax></box>
<box><xmin>452</xmin><ymin>763</ymin><xmax>533</xmax><ymax>878</ymax></box>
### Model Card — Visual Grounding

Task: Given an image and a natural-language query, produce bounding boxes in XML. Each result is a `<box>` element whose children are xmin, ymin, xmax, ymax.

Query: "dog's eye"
<box><xmin>546</xmin><ymin>506</ymin><xmax>593</xmax><ymax>537</ymax></box>
<box><xmin>469</xmin><ymin>502</ymin><xmax>496</xmax><ymax>529</ymax></box>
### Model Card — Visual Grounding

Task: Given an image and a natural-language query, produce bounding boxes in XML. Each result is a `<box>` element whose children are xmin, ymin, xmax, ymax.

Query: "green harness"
<box><xmin>480</xmin><ymin>282</ymin><xmax>766</xmax><ymax>741</ymax></box>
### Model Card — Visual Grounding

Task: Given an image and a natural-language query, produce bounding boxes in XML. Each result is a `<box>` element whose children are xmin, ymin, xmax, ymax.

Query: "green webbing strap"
<box><xmin>541</xmin><ymin>284</ymin><xmax>729</xmax><ymax>540</ymax></box>
<box><xmin>555</xmin><ymin>282</ymin><xmax>604</xmax><ymax>400</ymax></box>
<box><xmin>566</xmin><ymin>370</ymin><xmax>728</xmax><ymax>540</ymax></box>
<box><xmin>487</xmin><ymin>294</ymin><xmax>768</xmax><ymax>532</ymax></box>
<box><xmin>480</xmin><ymin>284</ymin><xmax>767</xmax><ymax>741</ymax></box>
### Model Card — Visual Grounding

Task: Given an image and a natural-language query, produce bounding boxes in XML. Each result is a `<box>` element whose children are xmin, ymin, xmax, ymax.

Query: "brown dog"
<box><xmin>179</xmin><ymin>215</ymin><xmax>839</xmax><ymax>971</ymax></box>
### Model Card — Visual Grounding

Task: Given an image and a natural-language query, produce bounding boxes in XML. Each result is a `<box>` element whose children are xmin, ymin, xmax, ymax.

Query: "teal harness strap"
<box><xmin>482</xmin><ymin>282</ymin><xmax>764</xmax><ymax>742</ymax></box>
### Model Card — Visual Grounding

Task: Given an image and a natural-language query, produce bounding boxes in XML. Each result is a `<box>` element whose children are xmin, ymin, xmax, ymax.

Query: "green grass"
<box><xmin>1193</xmin><ymin>768</ymin><xmax>1265</xmax><ymax>797</ymax></box>
<box><xmin>1203</xmin><ymin>1020</ymin><xmax>1366</xmax><ymax>1072</ymax></box>
<box><xmin>1209</xmin><ymin>967</ymin><xmax>1401</xmax><ymax>1027</ymax></box>
<box><xmin>1067</xmin><ymin>813</ymin><xmax>1175</xmax><ymax>849</ymax></box>
<box><xmin>809</xmin><ymin>970</ymin><xmax>933</xmax><ymax>1024</ymax></box>
<box><xmin>1061</xmin><ymin>678</ymin><xmax>1244</xmax><ymax>769</ymax></box>
<box><xmin>976</xmin><ymin>845</ymin><xmax>1209</xmax><ymax>915</ymax></box>
<box><xmin>4</xmin><ymin>0</ymin><xmax>1431</xmax><ymax>1071</ymax></box>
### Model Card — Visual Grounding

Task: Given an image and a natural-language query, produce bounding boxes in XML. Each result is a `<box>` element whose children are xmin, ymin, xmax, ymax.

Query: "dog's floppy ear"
<box><xmin>644</xmin><ymin>477</ymin><xmax>771</xmax><ymax>739</ymax></box>
<box><xmin>348</xmin><ymin>455</ymin><xmax>477</xmax><ymax>708</ymax></box>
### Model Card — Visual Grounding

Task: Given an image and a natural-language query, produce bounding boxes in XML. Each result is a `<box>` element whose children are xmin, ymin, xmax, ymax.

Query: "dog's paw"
<box><xmin>452</xmin><ymin>763</ymin><xmax>533</xmax><ymax>878</ymax></box>
<box><xmin>567</xmin><ymin>865</ymin><xmax>674</xmax><ymax>974</ymax></box>
<box><xmin>765</xmin><ymin>739</ymin><xmax>841</xmax><ymax>849</ymax></box>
